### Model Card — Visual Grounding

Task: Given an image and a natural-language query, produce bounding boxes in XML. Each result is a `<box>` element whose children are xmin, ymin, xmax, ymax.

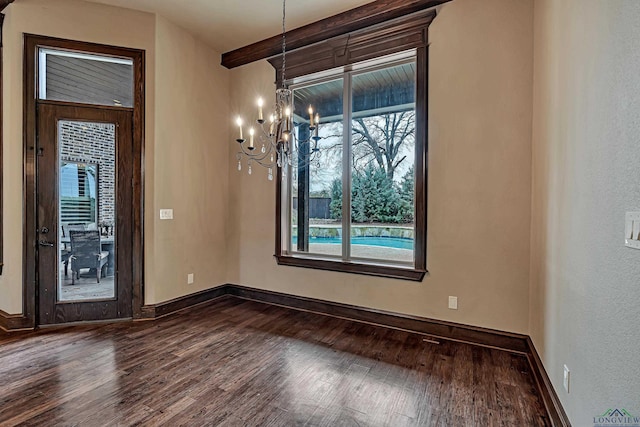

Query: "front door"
<box><xmin>37</xmin><ymin>103</ymin><xmax>133</xmax><ymax>324</ymax></box>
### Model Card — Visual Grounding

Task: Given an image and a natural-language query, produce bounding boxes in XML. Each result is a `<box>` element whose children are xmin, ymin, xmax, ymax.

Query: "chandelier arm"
<box><xmin>236</xmin><ymin>152</ymin><xmax>278</xmax><ymax>169</ymax></box>
<box><xmin>256</xmin><ymin>124</ymin><xmax>278</xmax><ymax>141</ymax></box>
<box><xmin>240</xmin><ymin>156</ymin><xmax>278</xmax><ymax>169</ymax></box>
<box><xmin>236</xmin><ymin>143</ymin><xmax>277</xmax><ymax>163</ymax></box>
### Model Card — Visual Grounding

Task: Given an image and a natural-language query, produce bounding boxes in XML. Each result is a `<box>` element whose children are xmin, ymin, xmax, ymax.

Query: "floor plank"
<box><xmin>0</xmin><ymin>296</ymin><xmax>550</xmax><ymax>426</ymax></box>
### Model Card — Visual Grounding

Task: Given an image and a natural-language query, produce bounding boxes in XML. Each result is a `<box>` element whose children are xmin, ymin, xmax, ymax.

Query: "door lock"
<box><xmin>39</xmin><ymin>227</ymin><xmax>50</xmax><ymax>234</ymax></box>
<box><xmin>39</xmin><ymin>240</ymin><xmax>55</xmax><ymax>247</ymax></box>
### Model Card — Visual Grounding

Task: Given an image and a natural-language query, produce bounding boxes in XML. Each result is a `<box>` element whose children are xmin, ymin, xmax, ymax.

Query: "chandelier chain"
<box><xmin>281</xmin><ymin>0</ymin><xmax>286</xmax><ymax>85</ymax></box>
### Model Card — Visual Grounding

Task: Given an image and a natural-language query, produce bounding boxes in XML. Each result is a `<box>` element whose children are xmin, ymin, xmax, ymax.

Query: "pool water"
<box><xmin>292</xmin><ymin>236</ymin><xmax>413</xmax><ymax>250</ymax></box>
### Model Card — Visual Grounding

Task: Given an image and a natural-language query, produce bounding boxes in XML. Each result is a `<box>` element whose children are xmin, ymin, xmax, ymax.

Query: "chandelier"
<box><xmin>233</xmin><ymin>0</ymin><xmax>321</xmax><ymax>180</ymax></box>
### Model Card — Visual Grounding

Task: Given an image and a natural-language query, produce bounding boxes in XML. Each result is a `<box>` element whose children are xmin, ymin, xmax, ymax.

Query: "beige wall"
<box><xmin>148</xmin><ymin>15</ymin><xmax>229</xmax><ymax>303</ymax></box>
<box><xmin>0</xmin><ymin>0</ymin><xmax>229</xmax><ymax>313</ymax></box>
<box><xmin>228</xmin><ymin>0</ymin><xmax>534</xmax><ymax>334</ymax></box>
<box><xmin>530</xmin><ymin>0</ymin><xmax>640</xmax><ymax>423</ymax></box>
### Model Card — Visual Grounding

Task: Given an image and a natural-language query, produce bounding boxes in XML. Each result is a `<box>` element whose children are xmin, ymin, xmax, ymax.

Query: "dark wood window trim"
<box><xmin>221</xmin><ymin>0</ymin><xmax>450</xmax><ymax>69</ymax></box>
<box><xmin>273</xmin><ymin>11</ymin><xmax>433</xmax><ymax>282</ymax></box>
<box><xmin>23</xmin><ymin>35</ymin><xmax>145</xmax><ymax>327</ymax></box>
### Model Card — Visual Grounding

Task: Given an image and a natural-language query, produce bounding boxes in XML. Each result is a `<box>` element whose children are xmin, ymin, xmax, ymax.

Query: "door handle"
<box><xmin>39</xmin><ymin>240</ymin><xmax>55</xmax><ymax>247</ymax></box>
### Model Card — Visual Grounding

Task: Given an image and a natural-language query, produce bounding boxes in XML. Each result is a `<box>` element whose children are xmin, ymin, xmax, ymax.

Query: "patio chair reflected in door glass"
<box><xmin>60</xmin><ymin>223</ymin><xmax>85</xmax><ymax>278</ymax></box>
<box><xmin>69</xmin><ymin>230</ymin><xmax>109</xmax><ymax>285</ymax></box>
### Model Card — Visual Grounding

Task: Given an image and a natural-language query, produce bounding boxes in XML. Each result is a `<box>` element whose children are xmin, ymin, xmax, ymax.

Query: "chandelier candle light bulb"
<box><xmin>308</xmin><ymin>106</ymin><xmax>314</xmax><ymax>127</ymax></box>
<box><xmin>236</xmin><ymin>117</ymin><xmax>244</xmax><ymax>141</ymax></box>
<box><xmin>284</xmin><ymin>107</ymin><xmax>291</xmax><ymax>133</ymax></box>
<box><xmin>249</xmin><ymin>127</ymin><xmax>255</xmax><ymax>149</ymax></box>
<box><xmin>257</xmin><ymin>98</ymin><xmax>264</xmax><ymax>122</ymax></box>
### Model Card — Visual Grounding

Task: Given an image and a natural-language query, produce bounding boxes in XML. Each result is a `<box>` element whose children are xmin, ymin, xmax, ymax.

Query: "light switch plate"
<box><xmin>448</xmin><ymin>296</ymin><xmax>458</xmax><ymax>310</ymax></box>
<box><xmin>625</xmin><ymin>212</ymin><xmax>640</xmax><ymax>249</ymax></box>
<box><xmin>160</xmin><ymin>209</ymin><xmax>174</xmax><ymax>220</ymax></box>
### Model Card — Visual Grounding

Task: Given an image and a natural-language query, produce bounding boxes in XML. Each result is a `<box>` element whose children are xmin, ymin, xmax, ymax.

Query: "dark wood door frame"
<box><xmin>22</xmin><ymin>34</ymin><xmax>145</xmax><ymax>328</ymax></box>
<box><xmin>0</xmin><ymin>2</ymin><xmax>15</xmax><ymax>277</ymax></box>
<box><xmin>0</xmin><ymin>2</ymin><xmax>16</xmax><ymax>281</ymax></box>
<box><xmin>0</xmin><ymin>12</ymin><xmax>6</xmax><ymax>277</ymax></box>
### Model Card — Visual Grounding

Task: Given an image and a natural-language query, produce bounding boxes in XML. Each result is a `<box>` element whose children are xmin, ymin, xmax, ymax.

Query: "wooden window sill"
<box><xmin>275</xmin><ymin>255</ymin><xmax>426</xmax><ymax>281</ymax></box>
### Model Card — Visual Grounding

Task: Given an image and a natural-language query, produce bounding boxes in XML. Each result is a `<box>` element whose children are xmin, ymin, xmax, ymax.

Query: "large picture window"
<box><xmin>273</xmin><ymin>11</ymin><xmax>431</xmax><ymax>281</ymax></box>
<box><xmin>277</xmin><ymin>52</ymin><xmax>427</xmax><ymax>280</ymax></box>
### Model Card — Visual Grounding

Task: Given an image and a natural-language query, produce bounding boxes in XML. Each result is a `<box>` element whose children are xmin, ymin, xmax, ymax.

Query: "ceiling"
<box><xmin>84</xmin><ymin>0</ymin><xmax>375</xmax><ymax>54</ymax></box>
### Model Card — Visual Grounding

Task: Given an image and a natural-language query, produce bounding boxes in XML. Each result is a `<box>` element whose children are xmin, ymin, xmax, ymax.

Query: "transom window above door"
<box><xmin>38</xmin><ymin>48</ymin><xmax>134</xmax><ymax>107</ymax></box>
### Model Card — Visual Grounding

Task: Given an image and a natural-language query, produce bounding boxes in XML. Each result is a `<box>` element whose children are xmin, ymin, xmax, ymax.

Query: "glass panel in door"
<box><xmin>58</xmin><ymin>120</ymin><xmax>116</xmax><ymax>302</ymax></box>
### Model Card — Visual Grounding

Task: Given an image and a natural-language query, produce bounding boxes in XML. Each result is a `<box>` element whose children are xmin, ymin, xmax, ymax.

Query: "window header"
<box><xmin>268</xmin><ymin>10</ymin><xmax>433</xmax><ymax>85</ymax></box>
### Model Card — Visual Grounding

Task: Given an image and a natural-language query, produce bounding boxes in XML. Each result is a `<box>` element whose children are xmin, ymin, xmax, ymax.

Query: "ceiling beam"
<box><xmin>221</xmin><ymin>0</ymin><xmax>451</xmax><ymax>69</ymax></box>
<box><xmin>0</xmin><ymin>0</ymin><xmax>14</xmax><ymax>13</ymax></box>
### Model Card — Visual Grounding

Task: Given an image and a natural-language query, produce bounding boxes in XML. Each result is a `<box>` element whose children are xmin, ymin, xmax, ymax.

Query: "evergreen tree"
<box><xmin>398</xmin><ymin>166</ymin><xmax>415</xmax><ymax>223</ymax></box>
<box><xmin>329</xmin><ymin>178</ymin><xmax>342</xmax><ymax>220</ymax></box>
<box><xmin>351</xmin><ymin>164</ymin><xmax>401</xmax><ymax>223</ymax></box>
<box><xmin>328</xmin><ymin>165</ymin><xmax>417</xmax><ymax>224</ymax></box>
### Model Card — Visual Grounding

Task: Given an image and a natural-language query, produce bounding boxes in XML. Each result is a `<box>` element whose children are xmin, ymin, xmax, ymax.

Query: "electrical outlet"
<box><xmin>563</xmin><ymin>365</ymin><xmax>570</xmax><ymax>393</ymax></box>
<box><xmin>187</xmin><ymin>273</ymin><xmax>194</xmax><ymax>285</ymax></box>
<box><xmin>448</xmin><ymin>296</ymin><xmax>458</xmax><ymax>310</ymax></box>
<box><xmin>160</xmin><ymin>209</ymin><xmax>174</xmax><ymax>220</ymax></box>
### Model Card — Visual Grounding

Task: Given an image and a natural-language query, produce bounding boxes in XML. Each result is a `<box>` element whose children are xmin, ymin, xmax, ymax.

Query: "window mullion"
<box><xmin>284</xmin><ymin>162</ymin><xmax>292</xmax><ymax>254</ymax></box>
<box><xmin>342</xmin><ymin>73</ymin><xmax>353</xmax><ymax>262</ymax></box>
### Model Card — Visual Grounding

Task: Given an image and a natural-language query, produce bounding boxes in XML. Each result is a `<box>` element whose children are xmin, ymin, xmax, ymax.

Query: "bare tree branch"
<box><xmin>350</xmin><ymin>112</ymin><xmax>415</xmax><ymax>181</ymax></box>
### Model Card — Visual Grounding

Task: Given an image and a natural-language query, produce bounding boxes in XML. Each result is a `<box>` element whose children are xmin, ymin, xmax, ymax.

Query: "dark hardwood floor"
<box><xmin>0</xmin><ymin>296</ymin><xmax>549</xmax><ymax>426</ymax></box>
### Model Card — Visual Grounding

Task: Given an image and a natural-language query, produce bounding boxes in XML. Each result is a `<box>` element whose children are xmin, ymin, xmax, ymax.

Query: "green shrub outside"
<box><xmin>330</xmin><ymin>164</ymin><xmax>414</xmax><ymax>224</ymax></box>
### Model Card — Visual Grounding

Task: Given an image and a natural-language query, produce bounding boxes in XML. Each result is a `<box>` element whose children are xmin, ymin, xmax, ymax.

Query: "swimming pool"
<box><xmin>292</xmin><ymin>236</ymin><xmax>413</xmax><ymax>250</ymax></box>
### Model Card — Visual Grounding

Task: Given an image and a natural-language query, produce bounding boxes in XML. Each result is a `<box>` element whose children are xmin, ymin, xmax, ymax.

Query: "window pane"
<box><xmin>291</xmin><ymin>78</ymin><xmax>344</xmax><ymax>257</ymax></box>
<box><xmin>350</xmin><ymin>62</ymin><xmax>416</xmax><ymax>263</ymax></box>
<box><xmin>39</xmin><ymin>48</ymin><xmax>134</xmax><ymax>107</ymax></box>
